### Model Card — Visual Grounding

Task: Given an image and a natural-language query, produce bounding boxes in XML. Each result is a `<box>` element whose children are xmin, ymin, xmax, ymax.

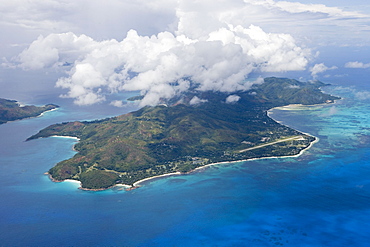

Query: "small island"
<box><xmin>0</xmin><ymin>98</ymin><xmax>58</xmax><ymax>125</ymax></box>
<box><xmin>27</xmin><ymin>77</ymin><xmax>339</xmax><ymax>190</ymax></box>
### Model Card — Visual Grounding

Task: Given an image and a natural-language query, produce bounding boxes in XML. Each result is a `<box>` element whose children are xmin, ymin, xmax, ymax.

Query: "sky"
<box><xmin>1</xmin><ymin>0</ymin><xmax>369</xmax><ymax>107</ymax></box>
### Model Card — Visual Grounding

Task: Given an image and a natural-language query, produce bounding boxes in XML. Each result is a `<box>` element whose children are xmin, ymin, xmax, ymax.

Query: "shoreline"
<box><xmin>46</xmin><ymin>132</ymin><xmax>317</xmax><ymax>191</ymax></box>
<box><xmin>46</xmin><ymin>101</ymin><xmax>338</xmax><ymax>192</ymax></box>
<box><xmin>37</xmin><ymin>107</ymin><xmax>58</xmax><ymax>118</ymax></box>
<box><xmin>124</xmin><ymin>108</ymin><xmax>321</xmax><ymax>189</ymax></box>
<box><xmin>132</xmin><ymin>172</ymin><xmax>182</xmax><ymax>187</ymax></box>
<box><xmin>51</xmin><ymin>135</ymin><xmax>80</xmax><ymax>141</ymax></box>
<box><xmin>49</xmin><ymin>136</ymin><xmax>318</xmax><ymax>191</ymax></box>
<box><xmin>45</xmin><ymin>172</ymin><xmax>134</xmax><ymax>191</ymax></box>
<box><xmin>2</xmin><ymin>106</ymin><xmax>59</xmax><ymax>125</ymax></box>
<box><xmin>50</xmin><ymin>135</ymin><xmax>80</xmax><ymax>152</ymax></box>
<box><xmin>192</xmin><ymin>134</ymin><xmax>318</xmax><ymax>171</ymax></box>
<box><xmin>120</xmin><ymin>103</ymin><xmax>327</xmax><ymax>189</ymax></box>
<box><xmin>124</xmin><ymin>135</ymin><xmax>318</xmax><ymax>190</ymax></box>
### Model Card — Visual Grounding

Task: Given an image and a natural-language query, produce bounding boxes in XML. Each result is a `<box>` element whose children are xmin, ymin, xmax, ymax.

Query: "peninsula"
<box><xmin>0</xmin><ymin>98</ymin><xmax>58</xmax><ymax>124</ymax></box>
<box><xmin>27</xmin><ymin>77</ymin><xmax>339</xmax><ymax>190</ymax></box>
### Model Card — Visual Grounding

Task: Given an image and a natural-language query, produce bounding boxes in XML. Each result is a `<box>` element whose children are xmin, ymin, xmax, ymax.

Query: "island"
<box><xmin>27</xmin><ymin>77</ymin><xmax>339</xmax><ymax>190</ymax></box>
<box><xmin>0</xmin><ymin>98</ymin><xmax>58</xmax><ymax>124</ymax></box>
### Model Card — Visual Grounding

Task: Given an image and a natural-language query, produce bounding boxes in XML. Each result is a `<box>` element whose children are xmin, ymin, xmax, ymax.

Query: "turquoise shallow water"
<box><xmin>1</xmin><ymin>81</ymin><xmax>370</xmax><ymax>246</ymax></box>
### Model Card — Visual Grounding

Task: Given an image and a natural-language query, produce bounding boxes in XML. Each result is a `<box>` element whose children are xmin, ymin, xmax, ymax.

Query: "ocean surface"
<box><xmin>1</xmin><ymin>68</ymin><xmax>370</xmax><ymax>246</ymax></box>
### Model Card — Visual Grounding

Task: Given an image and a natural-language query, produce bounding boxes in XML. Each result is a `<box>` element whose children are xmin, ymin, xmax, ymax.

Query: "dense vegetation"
<box><xmin>0</xmin><ymin>98</ymin><xmax>58</xmax><ymax>124</ymax></box>
<box><xmin>28</xmin><ymin>77</ymin><xmax>339</xmax><ymax>190</ymax></box>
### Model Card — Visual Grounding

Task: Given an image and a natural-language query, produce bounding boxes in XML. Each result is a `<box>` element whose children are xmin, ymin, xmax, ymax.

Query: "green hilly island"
<box><xmin>27</xmin><ymin>77</ymin><xmax>339</xmax><ymax>190</ymax></box>
<box><xmin>0</xmin><ymin>98</ymin><xmax>58</xmax><ymax>124</ymax></box>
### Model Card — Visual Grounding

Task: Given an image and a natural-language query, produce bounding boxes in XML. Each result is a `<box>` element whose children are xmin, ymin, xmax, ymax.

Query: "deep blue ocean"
<box><xmin>1</xmin><ymin>51</ymin><xmax>370</xmax><ymax>246</ymax></box>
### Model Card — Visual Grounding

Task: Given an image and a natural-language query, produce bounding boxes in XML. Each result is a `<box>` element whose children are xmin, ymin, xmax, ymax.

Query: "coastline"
<box><xmin>120</xmin><ymin>103</ymin><xmax>328</xmax><ymax>189</ymax></box>
<box><xmin>38</xmin><ymin>107</ymin><xmax>58</xmax><ymax>117</ymax></box>
<box><xmin>45</xmin><ymin>172</ymin><xmax>133</xmax><ymax>191</ymax></box>
<box><xmin>132</xmin><ymin>172</ymin><xmax>182</xmax><ymax>187</ymax></box>
<box><xmin>45</xmin><ymin>172</ymin><xmax>64</xmax><ymax>183</ymax></box>
<box><xmin>51</xmin><ymin>135</ymin><xmax>80</xmax><ymax>141</ymax></box>
<box><xmin>46</xmin><ymin>102</ymin><xmax>338</xmax><ymax>191</ymax></box>
<box><xmin>127</xmin><ymin>135</ymin><xmax>318</xmax><ymax>190</ymax></box>
<box><xmin>51</xmin><ymin>135</ymin><xmax>80</xmax><ymax>152</ymax></box>
<box><xmin>1</xmin><ymin>106</ymin><xmax>59</xmax><ymax>125</ymax></box>
<box><xmin>46</xmin><ymin>114</ymin><xmax>320</xmax><ymax>192</ymax></box>
<box><xmin>46</xmin><ymin>131</ymin><xmax>317</xmax><ymax>191</ymax></box>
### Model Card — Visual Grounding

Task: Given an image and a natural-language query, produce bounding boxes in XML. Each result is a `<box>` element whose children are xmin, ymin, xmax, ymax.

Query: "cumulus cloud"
<box><xmin>225</xmin><ymin>95</ymin><xmax>241</xmax><ymax>104</ymax></box>
<box><xmin>0</xmin><ymin>0</ymin><xmax>75</xmax><ymax>31</ymax></box>
<box><xmin>320</xmin><ymin>106</ymin><xmax>338</xmax><ymax>117</ymax></box>
<box><xmin>355</xmin><ymin>91</ymin><xmax>370</xmax><ymax>100</ymax></box>
<box><xmin>16</xmin><ymin>0</ymin><xmax>356</xmax><ymax>106</ymax></box>
<box><xmin>110</xmin><ymin>100</ymin><xmax>125</xmax><ymax>107</ymax></box>
<box><xmin>15</xmin><ymin>24</ymin><xmax>311</xmax><ymax>106</ymax></box>
<box><xmin>1</xmin><ymin>0</ymin><xmax>369</xmax><ymax>65</ymax></box>
<box><xmin>17</xmin><ymin>32</ymin><xmax>96</xmax><ymax>70</ymax></box>
<box><xmin>345</xmin><ymin>61</ymin><xmax>370</xmax><ymax>69</ymax></box>
<box><xmin>260</xmin><ymin>1</ymin><xmax>367</xmax><ymax>18</ymax></box>
<box><xmin>189</xmin><ymin>96</ymin><xmax>208</xmax><ymax>105</ymax></box>
<box><xmin>310</xmin><ymin>63</ymin><xmax>338</xmax><ymax>79</ymax></box>
<box><xmin>175</xmin><ymin>0</ymin><xmax>370</xmax><ymax>47</ymax></box>
<box><xmin>0</xmin><ymin>0</ymin><xmax>177</xmax><ymax>40</ymax></box>
<box><xmin>330</xmin><ymin>86</ymin><xmax>370</xmax><ymax>101</ymax></box>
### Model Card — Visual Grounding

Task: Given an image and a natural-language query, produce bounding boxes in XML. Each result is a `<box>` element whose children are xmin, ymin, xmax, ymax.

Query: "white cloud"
<box><xmin>189</xmin><ymin>96</ymin><xmax>208</xmax><ymax>105</ymax></box>
<box><xmin>110</xmin><ymin>100</ymin><xmax>125</xmax><ymax>107</ymax></box>
<box><xmin>262</xmin><ymin>1</ymin><xmax>367</xmax><ymax>18</ymax></box>
<box><xmin>345</xmin><ymin>61</ymin><xmax>370</xmax><ymax>69</ymax></box>
<box><xmin>17</xmin><ymin>32</ymin><xmax>96</xmax><ymax>70</ymax></box>
<box><xmin>328</xmin><ymin>106</ymin><xmax>338</xmax><ymax>115</ymax></box>
<box><xmin>1</xmin><ymin>0</ymin><xmax>369</xmax><ymax>54</ymax></box>
<box><xmin>310</xmin><ymin>63</ymin><xmax>337</xmax><ymax>78</ymax></box>
<box><xmin>175</xmin><ymin>0</ymin><xmax>370</xmax><ymax>46</ymax></box>
<box><xmin>226</xmin><ymin>95</ymin><xmax>240</xmax><ymax>104</ymax></box>
<box><xmin>15</xmin><ymin>22</ymin><xmax>311</xmax><ymax>106</ymax></box>
<box><xmin>9</xmin><ymin>0</ymin><xmax>370</xmax><ymax>106</ymax></box>
<box><xmin>0</xmin><ymin>0</ymin><xmax>75</xmax><ymax>31</ymax></box>
<box><xmin>320</xmin><ymin>105</ymin><xmax>338</xmax><ymax>117</ymax></box>
<box><xmin>331</xmin><ymin>86</ymin><xmax>370</xmax><ymax>101</ymax></box>
<box><xmin>355</xmin><ymin>91</ymin><xmax>370</xmax><ymax>100</ymax></box>
<box><xmin>0</xmin><ymin>0</ymin><xmax>176</xmax><ymax>38</ymax></box>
